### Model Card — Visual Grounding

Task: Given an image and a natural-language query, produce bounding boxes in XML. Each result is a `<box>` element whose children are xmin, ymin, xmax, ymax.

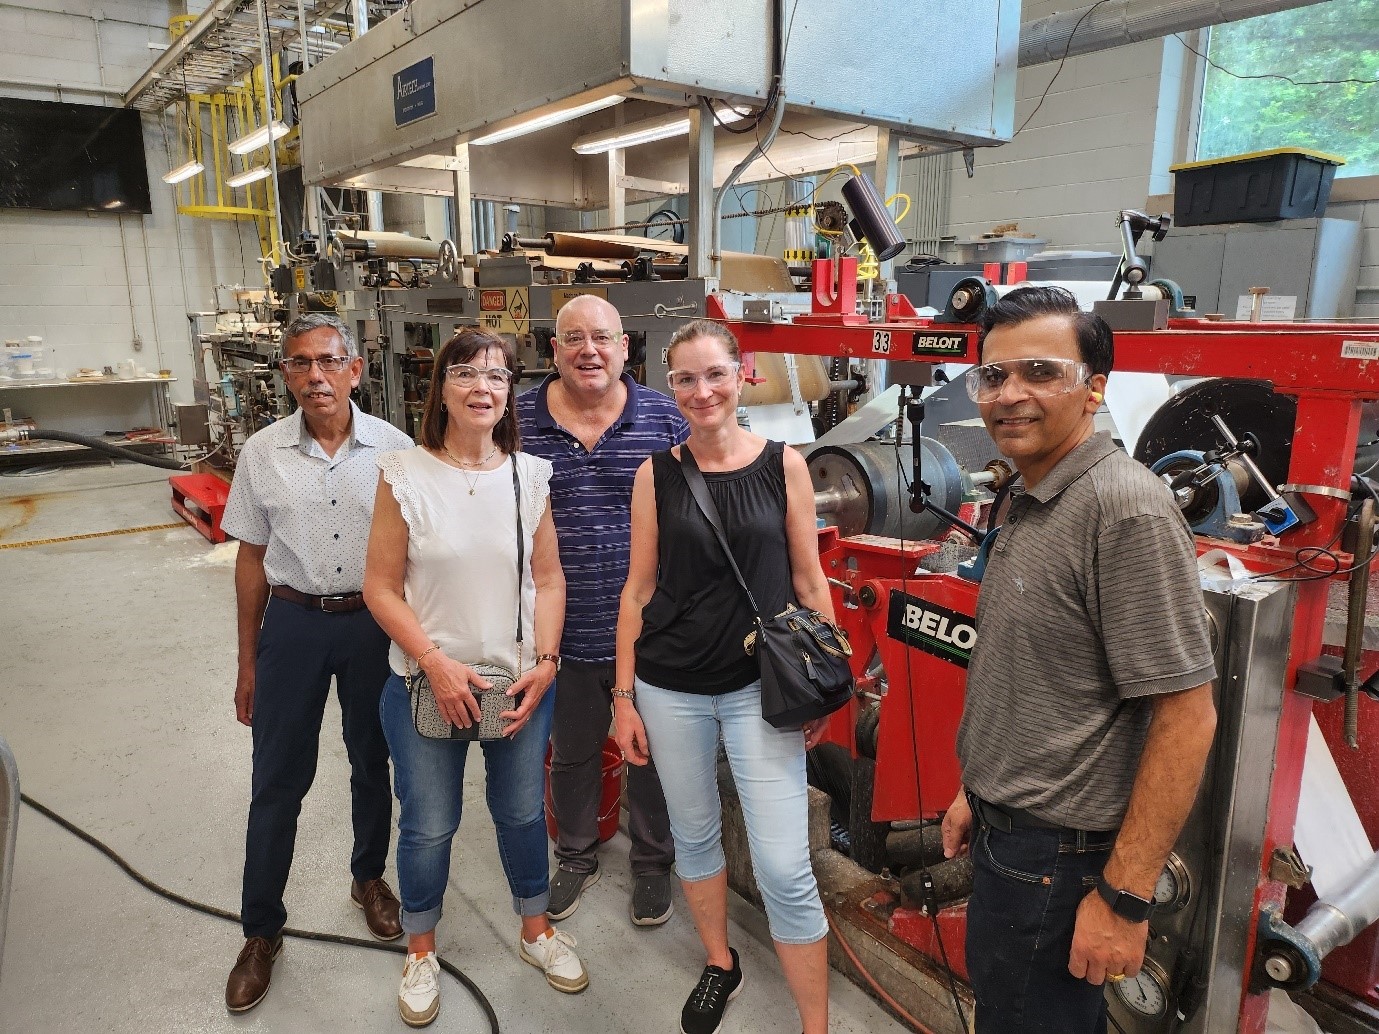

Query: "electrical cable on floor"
<box><xmin>824</xmin><ymin>907</ymin><xmax>940</xmax><ymax>1034</ymax></box>
<box><xmin>7</xmin><ymin>430</ymin><xmax>189</xmax><ymax>471</ymax></box>
<box><xmin>19</xmin><ymin>794</ymin><xmax>501</xmax><ymax>1034</ymax></box>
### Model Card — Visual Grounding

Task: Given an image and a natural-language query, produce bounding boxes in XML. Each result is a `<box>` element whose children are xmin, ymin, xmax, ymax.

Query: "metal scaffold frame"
<box><xmin>123</xmin><ymin>0</ymin><xmax>352</xmax><ymax>113</ymax></box>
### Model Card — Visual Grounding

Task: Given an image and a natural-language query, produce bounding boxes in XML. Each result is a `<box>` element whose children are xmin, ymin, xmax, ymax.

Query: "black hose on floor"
<box><xmin>20</xmin><ymin>430</ymin><xmax>189</xmax><ymax>471</ymax></box>
<box><xmin>19</xmin><ymin>794</ymin><xmax>500</xmax><ymax>1033</ymax></box>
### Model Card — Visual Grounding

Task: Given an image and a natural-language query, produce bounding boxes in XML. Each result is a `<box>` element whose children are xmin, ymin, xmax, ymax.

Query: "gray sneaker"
<box><xmin>631</xmin><ymin>872</ymin><xmax>674</xmax><ymax>926</ymax></box>
<box><xmin>546</xmin><ymin>864</ymin><xmax>600</xmax><ymax>920</ymax></box>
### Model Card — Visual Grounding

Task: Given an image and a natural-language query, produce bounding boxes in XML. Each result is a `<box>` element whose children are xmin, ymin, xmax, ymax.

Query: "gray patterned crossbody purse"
<box><xmin>405</xmin><ymin>457</ymin><xmax>525</xmax><ymax>740</ymax></box>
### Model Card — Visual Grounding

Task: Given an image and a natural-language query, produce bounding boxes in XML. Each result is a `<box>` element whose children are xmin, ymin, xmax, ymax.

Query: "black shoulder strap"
<box><xmin>512</xmin><ymin>455</ymin><xmax>524</xmax><ymax>648</ymax></box>
<box><xmin>678</xmin><ymin>446</ymin><xmax>761</xmax><ymax>617</ymax></box>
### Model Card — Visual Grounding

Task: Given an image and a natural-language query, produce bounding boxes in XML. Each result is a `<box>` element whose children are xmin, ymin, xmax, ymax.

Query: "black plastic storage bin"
<box><xmin>1169</xmin><ymin>148</ymin><xmax>1345</xmax><ymax>227</ymax></box>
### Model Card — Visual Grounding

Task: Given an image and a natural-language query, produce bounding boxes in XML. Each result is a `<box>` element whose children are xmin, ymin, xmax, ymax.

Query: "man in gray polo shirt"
<box><xmin>940</xmin><ymin>287</ymin><xmax>1217</xmax><ymax>1033</ymax></box>
<box><xmin>221</xmin><ymin>313</ymin><xmax>414</xmax><ymax>1013</ymax></box>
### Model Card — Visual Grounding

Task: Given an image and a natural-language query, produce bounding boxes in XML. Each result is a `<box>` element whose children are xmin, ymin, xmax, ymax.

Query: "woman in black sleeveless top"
<box><xmin>612</xmin><ymin>320</ymin><xmax>836</xmax><ymax>1034</ymax></box>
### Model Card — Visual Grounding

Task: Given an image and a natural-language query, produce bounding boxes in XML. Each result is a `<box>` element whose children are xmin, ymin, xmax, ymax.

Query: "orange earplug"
<box><xmin>1088</xmin><ymin>390</ymin><xmax>1104</xmax><ymax>405</ymax></box>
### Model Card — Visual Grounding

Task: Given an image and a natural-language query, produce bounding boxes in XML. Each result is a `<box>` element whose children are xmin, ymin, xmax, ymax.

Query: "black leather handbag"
<box><xmin>405</xmin><ymin>457</ymin><xmax>525</xmax><ymax>740</ymax></box>
<box><xmin>679</xmin><ymin>446</ymin><xmax>854</xmax><ymax>729</ymax></box>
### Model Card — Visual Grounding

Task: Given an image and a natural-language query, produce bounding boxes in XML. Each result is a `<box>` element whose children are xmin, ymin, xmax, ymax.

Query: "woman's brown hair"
<box><xmin>418</xmin><ymin>328</ymin><xmax>520</xmax><ymax>453</ymax></box>
<box><xmin>665</xmin><ymin>318</ymin><xmax>741</xmax><ymax>368</ymax></box>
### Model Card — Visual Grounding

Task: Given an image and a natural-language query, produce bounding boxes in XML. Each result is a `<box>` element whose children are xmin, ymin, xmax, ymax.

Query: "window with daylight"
<box><xmin>1195</xmin><ymin>0</ymin><xmax>1379</xmax><ymax>178</ymax></box>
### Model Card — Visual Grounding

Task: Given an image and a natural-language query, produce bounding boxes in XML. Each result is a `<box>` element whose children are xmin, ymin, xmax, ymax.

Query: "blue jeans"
<box><xmin>965</xmin><ymin>816</ymin><xmax>1115</xmax><ymax>1034</ymax></box>
<box><xmin>635</xmin><ymin>677</ymin><xmax>827</xmax><ymax>945</ymax></box>
<box><xmin>380</xmin><ymin>673</ymin><xmax>555</xmax><ymax>935</ymax></box>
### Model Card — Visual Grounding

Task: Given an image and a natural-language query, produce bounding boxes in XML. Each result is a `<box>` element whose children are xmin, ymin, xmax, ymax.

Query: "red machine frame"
<box><xmin>707</xmin><ymin>260</ymin><xmax>1379</xmax><ymax>1030</ymax></box>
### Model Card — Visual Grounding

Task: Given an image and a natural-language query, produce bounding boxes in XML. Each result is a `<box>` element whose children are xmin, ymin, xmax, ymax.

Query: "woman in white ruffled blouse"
<box><xmin>364</xmin><ymin>328</ymin><xmax>585</xmax><ymax>1028</ymax></box>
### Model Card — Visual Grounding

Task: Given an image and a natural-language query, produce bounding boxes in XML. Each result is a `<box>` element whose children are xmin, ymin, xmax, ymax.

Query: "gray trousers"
<box><xmin>550</xmin><ymin>660</ymin><xmax>674</xmax><ymax>876</ymax></box>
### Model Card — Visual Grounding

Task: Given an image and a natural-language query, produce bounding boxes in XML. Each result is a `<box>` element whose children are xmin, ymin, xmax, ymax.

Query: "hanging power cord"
<box><xmin>890</xmin><ymin>395</ymin><xmax>972</xmax><ymax>1033</ymax></box>
<box><xmin>19</xmin><ymin>794</ymin><xmax>501</xmax><ymax>1034</ymax></box>
<box><xmin>1015</xmin><ymin>0</ymin><xmax>1114</xmax><ymax>136</ymax></box>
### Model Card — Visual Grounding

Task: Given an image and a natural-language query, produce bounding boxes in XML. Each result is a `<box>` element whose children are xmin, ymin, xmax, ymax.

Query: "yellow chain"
<box><xmin>0</xmin><ymin>522</ymin><xmax>187</xmax><ymax>551</ymax></box>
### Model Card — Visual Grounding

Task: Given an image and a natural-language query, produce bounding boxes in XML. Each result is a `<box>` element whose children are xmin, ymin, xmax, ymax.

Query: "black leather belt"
<box><xmin>271</xmin><ymin>585</ymin><xmax>367</xmax><ymax>613</ymax></box>
<box><xmin>968</xmin><ymin>792</ymin><xmax>1073</xmax><ymax>833</ymax></box>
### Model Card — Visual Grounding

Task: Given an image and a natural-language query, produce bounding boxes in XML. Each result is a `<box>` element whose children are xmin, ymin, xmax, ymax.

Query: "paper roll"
<box><xmin>337</xmin><ymin>230</ymin><xmax>443</xmax><ymax>260</ymax></box>
<box><xmin>1296</xmin><ymin>714</ymin><xmax>1374</xmax><ymax>900</ymax></box>
<box><xmin>740</xmin><ymin>353</ymin><xmax>831</xmax><ymax>407</ymax></box>
<box><xmin>544</xmin><ymin>232</ymin><xmax>647</xmax><ymax>260</ymax></box>
<box><xmin>721</xmin><ymin>253</ymin><xmax>794</xmax><ymax>293</ymax></box>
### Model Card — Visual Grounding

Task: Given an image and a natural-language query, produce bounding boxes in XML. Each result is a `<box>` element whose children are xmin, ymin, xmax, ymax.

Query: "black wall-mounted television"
<box><xmin>0</xmin><ymin>96</ymin><xmax>152</xmax><ymax>214</ymax></box>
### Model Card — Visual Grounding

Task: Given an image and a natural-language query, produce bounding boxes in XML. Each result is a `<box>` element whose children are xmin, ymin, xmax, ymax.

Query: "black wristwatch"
<box><xmin>1096</xmin><ymin>876</ymin><xmax>1155</xmax><ymax>923</ymax></box>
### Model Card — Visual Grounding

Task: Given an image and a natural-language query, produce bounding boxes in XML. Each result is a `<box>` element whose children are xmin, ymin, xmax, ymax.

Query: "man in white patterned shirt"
<box><xmin>220</xmin><ymin>313</ymin><xmax>414</xmax><ymax>1013</ymax></box>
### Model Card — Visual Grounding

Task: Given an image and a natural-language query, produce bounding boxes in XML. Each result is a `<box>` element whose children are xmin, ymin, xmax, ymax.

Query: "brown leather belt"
<box><xmin>270</xmin><ymin>585</ymin><xmax>367</xmax><ymax>613</ymax></box>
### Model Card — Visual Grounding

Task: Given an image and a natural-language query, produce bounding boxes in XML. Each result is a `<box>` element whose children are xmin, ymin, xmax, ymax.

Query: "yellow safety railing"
<box><xmin>165</xmin><ymin>16</ymin><xmax>300</xmax><ymax>277</ymax></box>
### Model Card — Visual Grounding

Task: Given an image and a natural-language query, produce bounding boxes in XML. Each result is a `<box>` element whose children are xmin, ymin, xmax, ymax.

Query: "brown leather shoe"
<box><xmin>225</xmin><ymin>934</ymin><xmax>283</xmax><ymax>1013</ymax></box>
<box><xmin>352</xmin><ymin>877</ymin><xmax>404</xmax><ymax>941</ymax></box>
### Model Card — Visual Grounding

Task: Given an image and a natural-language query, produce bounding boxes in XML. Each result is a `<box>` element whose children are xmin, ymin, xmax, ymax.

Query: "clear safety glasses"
<box><xmin>446</xmin><ymin>362</ymin><xmax>513</xmax><ymax>389</ymax></box>
<box><xmin>964</xmin><ymin>357</ymin><xmax>1091</xmax><ymax>403</ymax></box>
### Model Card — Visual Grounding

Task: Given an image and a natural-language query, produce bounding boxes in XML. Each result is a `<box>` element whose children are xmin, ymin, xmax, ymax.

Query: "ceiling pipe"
<box><xmin>1019</xmin><ymin>0</ymin><xmax>1333</xmax><ymax>66</ymax></box>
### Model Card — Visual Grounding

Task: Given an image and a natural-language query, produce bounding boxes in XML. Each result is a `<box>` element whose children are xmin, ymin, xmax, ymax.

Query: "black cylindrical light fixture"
<box><xmin>841</xmin><ymin>174</ymin><xmax>906</xmax><ymax>261</ymax></box>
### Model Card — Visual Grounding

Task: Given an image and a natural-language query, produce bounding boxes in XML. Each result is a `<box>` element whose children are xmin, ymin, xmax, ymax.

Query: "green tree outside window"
<box><xmin>1197</xmin><ymin>0</ymin><xmax>1379</xmax><ymax>177</ymax></box>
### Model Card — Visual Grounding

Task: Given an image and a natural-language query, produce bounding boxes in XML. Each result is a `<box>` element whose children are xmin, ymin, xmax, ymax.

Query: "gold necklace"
<box><xmin>443</xmin><ymin>443</ymin><xmax>499</xmax><ymax>495</ymax></box>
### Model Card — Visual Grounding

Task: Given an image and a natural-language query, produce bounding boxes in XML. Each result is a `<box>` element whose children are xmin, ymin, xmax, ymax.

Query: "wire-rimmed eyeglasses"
<box><xmin>558</xmin><ymin>330</ymin><xmax>619</xmax><ymax>349</ymax></box>
<box><xmin>279</xmin><ymin>355</ymin><xmax>354</xmax><ymax>374</ymax></box>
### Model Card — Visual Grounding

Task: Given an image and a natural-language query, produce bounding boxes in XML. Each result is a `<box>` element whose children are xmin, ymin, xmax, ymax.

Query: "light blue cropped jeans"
<box><xmin>634</xmin><ymin>677</ymin><xmax>827</xmax><ymax>945</ymax></box>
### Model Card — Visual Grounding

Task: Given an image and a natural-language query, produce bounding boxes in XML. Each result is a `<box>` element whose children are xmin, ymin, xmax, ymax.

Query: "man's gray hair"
<box><xmin>281</xmin><ymin>312</ymin><xmax>357</xmax><ymax>357</ymax></box>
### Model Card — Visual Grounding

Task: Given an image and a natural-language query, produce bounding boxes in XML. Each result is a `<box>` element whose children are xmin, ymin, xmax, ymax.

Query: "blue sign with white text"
<box><xmin>393</xmin><ymin>57</ymin><xmax>435</xmax><ymax>128</ymax></box>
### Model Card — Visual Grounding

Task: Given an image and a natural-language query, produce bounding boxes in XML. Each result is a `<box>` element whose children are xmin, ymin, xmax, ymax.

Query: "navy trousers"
<box><xmin>965</xmin><ymin>818</ymin><xmax>1116</xmax><ymax>1034</ymax></box>
<box><xmin>241</xmin><ymin>596</ymin><xmax>394</xmax><ymax>938</ymax></box>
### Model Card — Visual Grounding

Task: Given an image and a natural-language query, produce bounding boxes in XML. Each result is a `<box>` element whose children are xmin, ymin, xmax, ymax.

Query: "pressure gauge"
<box><xmin>1110</xmin><ymin>956</ymin><xmax>1170</xmax><ymax>1019</ymax></box>
<box><xmin>1153</xmin><ymin>853</ymin><xmax>1192</xmax><ymax>913</ymax></box>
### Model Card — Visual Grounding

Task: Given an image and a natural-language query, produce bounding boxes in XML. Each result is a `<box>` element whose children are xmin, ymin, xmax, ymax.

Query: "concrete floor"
<box><xmin>0</xmin><ymin>462</ymin><xmax>907</xmax><ymax>1034</ymax></box>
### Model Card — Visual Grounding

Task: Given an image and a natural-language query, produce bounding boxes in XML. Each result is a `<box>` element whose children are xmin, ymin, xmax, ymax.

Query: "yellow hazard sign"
<box><xmin>479</xmin><ymin>287</ymin><xmax>531</xmax><ymax>335</ymax></box>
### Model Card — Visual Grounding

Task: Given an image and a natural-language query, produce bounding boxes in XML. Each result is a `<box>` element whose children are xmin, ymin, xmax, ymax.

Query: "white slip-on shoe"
<box><xmin>398</xmin><ymin>952</ymin><xmax>440</xmax><ymax>1027</ymax></box>
<box><xmin>519</xmin><ymin>928</ymin><xmax>590</xmax><ymax>993</ymax></box>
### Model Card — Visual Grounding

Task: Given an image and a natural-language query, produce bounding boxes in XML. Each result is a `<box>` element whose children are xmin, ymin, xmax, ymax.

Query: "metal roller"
<box><xmin>809</xmin><ymin>438</ymin><xmax>964</xmax><ymax>540</ymax></box>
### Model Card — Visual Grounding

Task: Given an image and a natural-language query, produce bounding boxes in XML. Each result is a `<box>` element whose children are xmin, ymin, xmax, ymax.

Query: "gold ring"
<box><xmin>1107</xmin><ymin>973</ymin><xmax>1127</xmax><ymax>982</ymax></box>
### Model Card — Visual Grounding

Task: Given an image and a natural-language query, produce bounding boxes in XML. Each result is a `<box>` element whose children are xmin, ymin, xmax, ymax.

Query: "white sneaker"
<box><xmin>520</xmin><ymin>928</ymin><xmax>590</xmax><ymax>993</ymax></box>
<box><xmin>398</xmin><ymin>952</ymin><xmax>440</xmax><ymax>1027</ymax></box>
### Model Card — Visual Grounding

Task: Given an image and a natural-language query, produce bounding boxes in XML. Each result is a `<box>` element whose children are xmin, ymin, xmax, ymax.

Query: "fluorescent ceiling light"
<box><xmin>226</xmin><ymin>165</ymin><xmax>273</xmax><ymax>188</ymax></box>
<box><xmin>162</xmin><ymin>159</ymin><xmax>205</xmax><ymax>184</ymax></box>
<box><xmin>470</xmin><ymin>95</ymin><xmax>624</xmax><ymax>146</ymax></box>
<box><xmin>228</xmin><ymin>120</ymin><xmax>290</xmax><ymax>155</ymax></box>
<box><xmin>573</xmin><ymin>106</ymin><xmax>747</xmax><ymax>155</ymax></box>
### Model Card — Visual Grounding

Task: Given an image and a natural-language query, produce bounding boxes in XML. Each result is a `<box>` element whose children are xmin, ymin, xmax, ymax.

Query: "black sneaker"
<box><xmin>630</xmin><ymin>872</ymin><xmax>674</xmax><ymax>926</ymax></box>
<box><xmin>546</xmin><ymin>864</ymin><xmax>600</xmax><ymax>921</ymax></box>
<box><xmin>680</xmin><ymin>947</ymin><xmax>743</xmax><ymax>1034</ymax></box>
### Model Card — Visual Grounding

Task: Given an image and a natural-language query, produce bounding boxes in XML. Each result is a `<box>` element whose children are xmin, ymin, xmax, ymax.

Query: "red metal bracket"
<box><xmin>170</xmin><ymin>473</ymin><xmax>231</xmax><ymax>544</ymax></box>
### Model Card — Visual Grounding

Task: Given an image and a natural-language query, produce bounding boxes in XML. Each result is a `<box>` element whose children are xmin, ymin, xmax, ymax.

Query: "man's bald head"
<box><xmin>552</xmin><ymin>293</ymin><xmax>629</xmax><ymax>401</ymax></box>
<box><xmin>555</xmin><ymin>293</ymin><xmax>623</xmax><ymax>339</ymax></box>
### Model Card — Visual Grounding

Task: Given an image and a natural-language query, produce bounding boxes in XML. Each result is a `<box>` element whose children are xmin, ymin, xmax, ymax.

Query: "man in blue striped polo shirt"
<box><xmin>517</xmin><ymin>294</ymin><xmax>689</xmax><ymax>926</ymax></box>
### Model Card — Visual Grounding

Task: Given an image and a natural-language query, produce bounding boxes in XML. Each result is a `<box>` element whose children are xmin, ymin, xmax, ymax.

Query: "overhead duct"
<box><xmin>1019</xmin><ymin>0</ymin><xmax>1332</xmax><ymax>66</ymax></box>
